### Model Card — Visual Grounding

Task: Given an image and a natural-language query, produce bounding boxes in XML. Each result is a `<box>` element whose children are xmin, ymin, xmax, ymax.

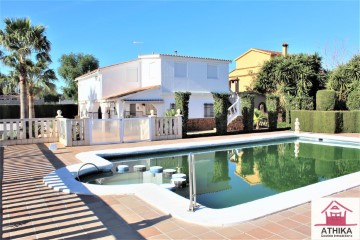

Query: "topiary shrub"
<box><xmin>347</xmin><ymin>91</ymin><xmax>360</xmax><ymax>110</ymax></box>
<box><xmin>241</xmin><ymin>94</ymin><xmax>254</xmax><ymax>132</ymax></box>
<box><xmin>316</xmin><ymin>90</ymin><xmax>336</xmax><ymax>111</ymax></box>
<box><xmin>175</xmin><ymin>92</ymin><xmax>191</xmax><ymax>137</ymax></box>
<box><xmin>266</xmin><ymin>95</ymin><xmax>279</xmax><ymax>130</ymax></box>
<box><xmin>342</xmin><ymin>111</ymin><xmax>360</xmax><ymax>133</ymax></box>
<box><xmin>212</xmin><ymin>93</ymin><xmax>230</xmax><ymax>135</ymax></box>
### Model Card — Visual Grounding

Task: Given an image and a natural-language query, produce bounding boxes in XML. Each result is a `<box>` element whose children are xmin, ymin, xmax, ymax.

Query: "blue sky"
<box><xmin>0</xmin><ymin>0</ymin><xmax>359</xmax><ymax>92</ymax></box>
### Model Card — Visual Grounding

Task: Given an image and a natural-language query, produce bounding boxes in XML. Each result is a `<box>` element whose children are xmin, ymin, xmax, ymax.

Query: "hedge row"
<box><xmin>241</xmin><ymin>94</ymin><xmax>255</xmax><ymax>132</ymax></box>
<box><xmin>212</xmin><ymin>93</ymin><xmax>230</xmax><ymax>135</ymax></box>
<box><xmin>0</xmin><ymin>104</ymin><xmax>78</xmax><ymax>119</ymax></box>
<box><xmin>266</xmin><ymin>95</ymin><xmax>279</xmax><ymax>130</ymax></box>
<box><xmin>291</xmin><ymin>110</ymin><xmax>360</xmax><ymax>133</ymax></box>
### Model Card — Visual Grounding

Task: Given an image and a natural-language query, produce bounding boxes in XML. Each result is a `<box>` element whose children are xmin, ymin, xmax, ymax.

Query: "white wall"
<box><xmin>160</xmin><ymin>57</ymin><xmax>229</xmax><ymax>94</ymax></box>
<box><xmin>140</xmin><ymin>58</ymin><xmax>162</xmax><ymax>88</ymax></box>
<box><xmin>78</xmin><ymin>75</ymin><xmax>101</xmax><ymax>104</ymax></box>
<box><xmin>101</xmin><ymin>60</ymin><xmax>141</xmax><ymax>99</ymax></box>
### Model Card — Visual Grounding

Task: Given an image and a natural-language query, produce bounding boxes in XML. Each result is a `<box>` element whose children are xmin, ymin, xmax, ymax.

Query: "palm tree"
<box><xmin>0</xmin><ymin>18</ymin><xmax>51</xmax><ymax>119</ymax></box>
<box><xmin>0</xmin><ymin>71</ymin><xmax>18</xmax><ymax>95</ymax></box>
<box><xmin>27</xmin><ymin>60</ymin><xmax>57</xmax><ymax>118</ymax></box>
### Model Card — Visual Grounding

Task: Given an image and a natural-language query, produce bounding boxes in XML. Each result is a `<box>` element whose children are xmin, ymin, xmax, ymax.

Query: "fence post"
<box><xmin>148</xmin><ymin>115</ymin><xmax>156</xmax><ymax>141</ymax></box>
<box><xmin>83</xmin><ymin>117</ymin><xmax>91</xmax><ymax>145</ymax></box>
<box><xmin>65</xmin><ymin>119</ymin><xmax>73</xmax><ymax>146</ymax></box>
<box><xmin>120</xmin><ymin>118</ymin><xmax>124</xmax><ymax>143</ymax></box>
<box><xmin>175</xmin><ymin>109</ymin><xmax>183</xmax><ymax>139</ymax></box>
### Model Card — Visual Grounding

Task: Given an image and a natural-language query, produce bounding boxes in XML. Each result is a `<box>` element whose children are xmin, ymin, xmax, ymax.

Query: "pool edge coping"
<box><xmin>43</xmin><ymin>132</ymin><xmax>360</xmax><ymax>227</ymax></box>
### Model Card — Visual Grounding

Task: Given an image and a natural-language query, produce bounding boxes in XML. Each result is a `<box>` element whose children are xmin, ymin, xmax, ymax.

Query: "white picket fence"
<box><xmin>0</xmin><ymin>116</ymin><xmax>182</xmax><ymax>146</ymax></box>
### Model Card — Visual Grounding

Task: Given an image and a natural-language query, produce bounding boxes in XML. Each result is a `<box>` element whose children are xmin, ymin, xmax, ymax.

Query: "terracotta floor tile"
<box><xmin>137</xmin><ymin>226</ymin><xmax>162</xmax><ymax>238</ymax></box>
<box><xmin>261</xmin><ymin>222</ymin><xmax>288</xmax><ymax>235</ymax></box>
<box><xmin>277</xmin><ymin>218</ymin><xmax>302</xmax><ymax>229</ymax></box>
<box><xmin>277</xmin><ymin>229</ymin><xmax>307</xmax><ymax>239</ymax></box>
<box><xmin>165</xmin><ymin>228</ymin><xmax>194</xmax><ymax>239</ymax></box>
<box><xmin>293</xmin><ymin>224</ymin><xmax>311</xmax><ymax>236</ymax></box>
<box><xmin>246</xmin><ymin>227</ymin><xmax>274</xmax><ymax>239</ymax></box>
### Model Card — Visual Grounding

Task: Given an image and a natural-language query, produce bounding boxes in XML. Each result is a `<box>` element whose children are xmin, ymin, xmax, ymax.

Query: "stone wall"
<box><xmin>227</xmin><ymin>116</ymin><xmax>244</xmax><ymax>132</ymax></box>
<box><xmin>187</xmin><ymin>118</ymin><xmax>215</xmax><ymax>131</ymax></box>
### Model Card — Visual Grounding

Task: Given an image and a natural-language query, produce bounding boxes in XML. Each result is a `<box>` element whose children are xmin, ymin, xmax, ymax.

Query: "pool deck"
<box><xmin>2</xmin><ymin>131</ymin><xmax>360</xmax><ymax>239</ymax></box>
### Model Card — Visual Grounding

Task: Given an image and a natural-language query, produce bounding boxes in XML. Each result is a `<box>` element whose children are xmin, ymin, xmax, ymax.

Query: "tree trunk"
<box><xmin>28</xmin><ymin>94</ymin><xmax>35</xmax><ymax>119</ymax></box>
<box><xmin>19</xmin><ymin>74</ymin><xmax>28</xmax><ymax>119</ymax></box>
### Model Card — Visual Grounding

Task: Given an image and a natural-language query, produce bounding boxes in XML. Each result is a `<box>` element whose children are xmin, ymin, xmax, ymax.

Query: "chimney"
<box><xmin>282</xmin><ymin>43</ymin><xmax>288</xmax><ymax>57</ymax></box>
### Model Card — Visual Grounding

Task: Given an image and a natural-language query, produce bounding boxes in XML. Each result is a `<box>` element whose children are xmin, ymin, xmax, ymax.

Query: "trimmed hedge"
<box><xmin>240</xmin><ymin>94</ymin><xmax>254</xmax><ymax>132</ymax></box>
<box><xmin>291</xmin><ymin>110</ymin><xmax>360</xmax><ymax>133</ymax></box>
<box><xmin>266</xmin><ymin>95</ymin><xmax>279</xmax><ymax>130</ymax></box>
<box><xmin>212</xmin><ymin>93</ymin><xmax>230</xmax><ymax>135</ymax></box>
<box><xmin>347</xmin><ymin>91</ymin><xmax>360</xmax><ymax>110</ymax></box>
<box><xmin>0</xmin><ymin>104</ymin><xmax>78</xmax><ymax>119</ymax></box>
<box><xmin>175</xmin><ymin>92</ymin><xmax>191</xmax><ymax>137</ymax></box>
<box><xmin>285</xmin><ymin>96</ymin><xmax>314</xmax><ymax>125</ymax></box>
<box><xmin>316</xmin><ymin>90</ymin><xmax>336</xmax><ymax>111</ymax></box>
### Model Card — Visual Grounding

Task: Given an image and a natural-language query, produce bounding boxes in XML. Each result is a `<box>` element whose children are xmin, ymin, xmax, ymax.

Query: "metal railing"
<box><xmin>188</xmin><ymin>153</ymin><xmax>198</xmax><ymax>212</ymax></box>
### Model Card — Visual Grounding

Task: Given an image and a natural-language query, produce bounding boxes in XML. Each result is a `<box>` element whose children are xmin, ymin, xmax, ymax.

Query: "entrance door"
<box><xmin>130</xmin><ymin>104</ymin><xmax>136</xmax><ymax>117</ymax></box>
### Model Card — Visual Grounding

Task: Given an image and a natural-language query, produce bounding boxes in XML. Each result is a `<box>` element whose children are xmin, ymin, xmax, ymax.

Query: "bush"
<box><xmin>347</xmin><ymin>91</ymin><xmax>360</xmax><ymax>110</ymax></box>
<box><xmin>342</xmin><ymin>111</ymin><xmax>360</xmax><ymax>133</ymax></box>
<box><xmin>175</xmin><ymin>92</ymin><xmax>191</xmax><ymax>137</ymax></box>
<box><xmin>241</xmin><ymin>94</ymin><xmax>254</xmax><ymax>132</ymax></box>
<box><xmin>266</xmin><ymin>95</ymin><xmax>279</xmax><ymax>130</ymax></box>
<box><xmin>316</xmin><ymin>90</ymin><xmax>336</xmax><ymax>111</ymax></box>
<box><xmin>212</xmin><ymin>93</ymin><xmax>230</xmax><ymax>135</ymax></box>
<box><xmin>291</xmin><ymin>110</ymin><xmax>358</xmax><ymax>133</ymax></box>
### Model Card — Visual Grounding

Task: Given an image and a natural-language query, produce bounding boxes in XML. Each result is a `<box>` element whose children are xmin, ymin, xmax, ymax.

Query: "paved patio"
<box><xmin>1</xmin><ymin>132</ymin><xmax>359</xmax><ymax>239</ymax></box>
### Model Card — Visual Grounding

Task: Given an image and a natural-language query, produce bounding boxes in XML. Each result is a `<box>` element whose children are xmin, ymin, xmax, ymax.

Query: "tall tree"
<box><xmin>58</xmin><ymin>53</ymin><xmax>99</xmax><ymax>101</ymax></box>
<box><xmin>0</xmin><ymin>17</ymin><xmax>51</xmax><ymax>119</ymax></box>
<box><xmin>327</xmin><ymin>54</ymin><xmax>360</xmax><ymax>106</ymax></box>
<box><xmin>255</xmin><ymin>53</ymin><xmax>326</xmax><ymax>108</ymax></box>
<box><xmin>0</xmin><ymin>71</ymin><xmax>18</xmax><ymax>95</ymax></box>
<box><xmin>27</xmin><ymin>59</ymin><xmax>57</xmax><ymax>118</ymax></box>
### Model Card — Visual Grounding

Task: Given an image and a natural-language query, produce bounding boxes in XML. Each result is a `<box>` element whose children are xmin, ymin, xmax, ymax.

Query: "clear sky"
<box><xmin>0</xmin><ymin>0</ymin><xmax>359</xmax><ymax>92</ymax></box>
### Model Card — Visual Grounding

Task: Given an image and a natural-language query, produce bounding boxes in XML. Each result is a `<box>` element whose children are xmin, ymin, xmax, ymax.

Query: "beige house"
<box><xmin>228</xmin><ymin>43</ymin><xmax>288</xmax><ymax>110</ymax></box>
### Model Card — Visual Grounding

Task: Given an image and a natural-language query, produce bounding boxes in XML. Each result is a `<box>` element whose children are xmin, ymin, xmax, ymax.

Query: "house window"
<box><xmin>170</xmin><ymin>103</ymin><xmax>176</xmax><ymax>110</ymax></box>
<box><xmin>204</xmin><ymin>103</ymin><xmax>214</xmax><ymax>117</ymax></box>
<box><xmin>207</xmin><ymin>64</ymin><xmax>218</xmax><ymax>79</ymax></box>
<box><xmin>174</xmin><ymin>62</ymin><xmax>187</xmax><ymax>78</ymax></box>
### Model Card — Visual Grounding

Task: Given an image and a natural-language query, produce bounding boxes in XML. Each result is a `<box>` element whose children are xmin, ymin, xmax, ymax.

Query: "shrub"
<box><xmin>347</xmin><ymin>91</ymin><xmax>360</xmax><ymax>110</ymax></box>
<box><xmin>212</xmin><ymin>93</ymin><xmax>230</xmax><ymax>135</ymax></box>
<box><xmin>266</xmin><ymin>95</ymin><xmax>279</xmax><ymax>130</ymax></box>
<box><xmin>342</xmin><ymin>111</ymin><xmax>360</xmax><ymax>133</ymax></box>
<box><xmin>316</xmin><ymin>90</ymin><xmax>336</xmax><ymax>111</ymax></box>
<box><xmin>241</xmin><ymin>94</ymin><xmax>254</xmax><ymax>132</ymax></box>
<box><xmin>175</xmin><ymin>92</ymin><xmax>191</xmax><ymax>137</ymax></box>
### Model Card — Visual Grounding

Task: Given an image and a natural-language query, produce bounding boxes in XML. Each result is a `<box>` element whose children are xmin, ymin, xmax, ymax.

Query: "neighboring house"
<box><xmin>229</xmin><ymin>43</ymin><xmax>288</xmax><ymax>109</ymax></box>
<box><xmin>76</xmin><ymin>53</ymin><xmax>231</xmax><ymax>119</ymax></box>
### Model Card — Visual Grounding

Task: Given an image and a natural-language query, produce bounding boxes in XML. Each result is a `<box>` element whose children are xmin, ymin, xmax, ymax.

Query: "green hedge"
<box><xmin>266</xmin><ymin>95</ymin><xmax>279</xmax><ymax>130</ymax></box>
<box><xmin>175</xmin><ymin>92</ymin><xmax>191</xmax><ymax>137</ymax></box>
<box><xmin>212</xmin><ymin>93</ymin><xmax>230</xmax><ymax>135</ymax></box>
<box><xmin>347</xmin><ymin>91</ymin><xmax>360</xmax><ymax>110</ymax></box>
<box><xmin>291</xmin><ymin>110</ymin><xmax>360</xmax><ymax>133</ymax></box>
<box><xmin>316</xmin><ymin>90</ymin><xmax>336</xmax><ymax>111</ymax></box>
<box><xmin>241</xmin><ymin>94</ymin><xmax>254</xmax><ymax>132</ymax></box>
<box><xmin>0</xmin><ymin>104</ymin><xmax>78</xmax><ymax>119</ymax></box>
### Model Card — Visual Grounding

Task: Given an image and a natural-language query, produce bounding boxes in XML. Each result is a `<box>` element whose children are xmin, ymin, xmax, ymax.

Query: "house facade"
<box><xmin>229</xmin><ymin>43</ymin><xmax>288</xmax><ymax>109</ymax></box>
<box><xmin>76</xmin><ymin>54</ymin><xmax>231</xmax><ymax>119</ymax></box>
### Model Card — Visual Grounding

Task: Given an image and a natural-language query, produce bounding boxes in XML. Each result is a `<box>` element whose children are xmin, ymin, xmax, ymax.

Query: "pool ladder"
<box><xmin>77</xmin><ymin>163</ymin><xmax>100</xmax><ymax>181</ymax></box>
<box><xmin>188</xmin><ymin>153</ymin><xmax>198</xmax><ymax>212</ymax></box>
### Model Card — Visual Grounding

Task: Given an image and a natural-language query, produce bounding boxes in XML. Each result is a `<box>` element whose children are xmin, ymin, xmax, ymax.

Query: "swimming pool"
<box><xmin>43</xmin><ymin>133</ymin><xmax>360</xmax><ymax>226</ymax></box>
<box><xmin>81</xmin><ymin>137</ymin><xmax>360</xmax><ymax>209</ymax></box>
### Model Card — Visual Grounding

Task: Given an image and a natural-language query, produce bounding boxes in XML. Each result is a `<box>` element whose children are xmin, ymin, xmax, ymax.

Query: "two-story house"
<box><xmin>76</xmin><ymin>53</ymin><xmax>231</xmax><ymax>120</ymax></box>
<box><xmin>229</xmin><ymin>43</ymin><xmax>288</xmax><ymax>110</ymax></box>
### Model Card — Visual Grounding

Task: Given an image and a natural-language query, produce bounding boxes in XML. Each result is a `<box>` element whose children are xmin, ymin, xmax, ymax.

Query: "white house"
<box><xmin>76</xmin><ymin>53</ymin><xmax>232</xmax><ymax>119</ymax></box>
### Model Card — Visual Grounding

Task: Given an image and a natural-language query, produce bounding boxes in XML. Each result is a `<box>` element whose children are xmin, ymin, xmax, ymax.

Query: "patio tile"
<box><xmin>211</xmin><ymin>226</ymin><xmax>244</xmax><ymax>239</ymax></box>
<box><xmin>260</xmin><ymin>222</ymin><xmax>288</xmax><ymax>235</ymax></box>
<box><xmin>277</xmin><ymin>218</ymin><xmax>302</xmax><ymax>229</ymax></box>
<box><xmin>165</xmin><ymin>228</ymin><xmax>195</xmax><ymax>239</ymax></box>
<box><xmin>246</xmin><ymin>227</ymin><xmax>274</xmax><ymax>239</ymax></box>
<box><xmin>137</xmin><ymin>226</ymin><xmax>162</xmax><ymax>238</ymax></box>
<box><xmin>197</xmin><ymin>230</ymin><xmax>225</xmax><ymax>239</ymax></box>
<box><xmin>276</xmin><ymin>229</ymin><xmax>307</xmax><ymax>239</ymax></box>
<box><xmin>293</xmin><ymin>224</ymin><xmax>311</xmax><ymax>236</ymax></box>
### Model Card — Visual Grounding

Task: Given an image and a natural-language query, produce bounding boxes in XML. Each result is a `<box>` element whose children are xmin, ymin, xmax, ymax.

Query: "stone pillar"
<box><xmin>175</xmin><ymin>109</ymin><xmax>183</xmax><ymax>139</ymax></box>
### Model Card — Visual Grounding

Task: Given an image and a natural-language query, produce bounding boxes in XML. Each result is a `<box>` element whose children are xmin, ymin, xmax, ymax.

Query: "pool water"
<box><xmin>82</xmin><ymin>139</ymin><xmax>360</xmax><ymax>209</ymax></box>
